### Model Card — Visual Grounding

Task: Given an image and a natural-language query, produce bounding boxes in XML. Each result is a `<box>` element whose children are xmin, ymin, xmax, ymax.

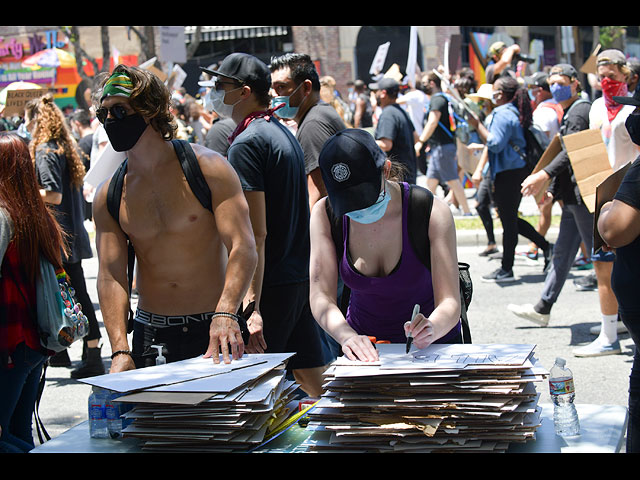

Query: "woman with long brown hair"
<box><xmin>25</xmin><ymin>93</ymin><xmax>104</xmax><ymax>377</ymax></box>
<box><xmin>0</xmin><ymin>132</ymin><xmax>65</xmax><ymax>452</ymax></box>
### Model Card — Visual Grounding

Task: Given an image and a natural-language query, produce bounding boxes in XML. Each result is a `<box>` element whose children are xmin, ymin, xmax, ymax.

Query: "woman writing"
<box><xmin>309</xmin><ymin>129</ymin><xmax>461</xmax><ymax>362</ymax></box>
<box><xmin>0</xmin><ymin>132</ymin><xmax>66</xmax><ymax>452</ymax></box>
<box><xmin>469</xmin><ymin>76</ymin><xmax>553</xmax><ymax>282</ymax></box>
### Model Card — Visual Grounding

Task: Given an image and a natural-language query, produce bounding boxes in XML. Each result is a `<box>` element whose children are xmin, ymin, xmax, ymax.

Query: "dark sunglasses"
<box><xmin>96</xmin><ymin>104</ymin><xmax>129</xmax><ymax>124</ymax></box>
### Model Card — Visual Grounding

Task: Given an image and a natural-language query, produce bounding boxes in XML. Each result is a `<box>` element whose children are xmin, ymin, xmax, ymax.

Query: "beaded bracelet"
<box><xmin>211</xmin><ymin>312</ymin><xmax>242</xmax><ymax>323</ymax></box>
<box><xmin>111</xmin><ymin>350</ymin><xmax>132</xmax><ymax>360</ymax></box>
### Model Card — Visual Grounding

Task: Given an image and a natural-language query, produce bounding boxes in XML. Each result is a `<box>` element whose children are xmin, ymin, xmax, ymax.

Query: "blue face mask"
<box><xmin>346</xmin><ymin>185</ymin><xmax>390</xmax><ymax>224</ymax></box>
<box><xmin>270</xmin><ymin>82</ymin><xmax>304</xmax><ymax>119</ymax></box>
<box><xmin>550</xmin><ymin>83</ymin><xmax>572</xmax><ymax>102</ymax></box>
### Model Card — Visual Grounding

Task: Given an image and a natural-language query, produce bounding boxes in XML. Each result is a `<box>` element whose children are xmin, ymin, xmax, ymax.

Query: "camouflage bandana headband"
<box><xmin>100</xmin><ymin>72</ymin><xmax>134</xmax><ymax>102</ymax></box>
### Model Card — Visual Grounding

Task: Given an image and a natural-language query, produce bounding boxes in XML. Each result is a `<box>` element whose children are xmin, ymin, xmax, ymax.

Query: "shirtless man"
<box><xmin>92</xmin><ymin>65</ymin><xmax>257</xmax><ymax>372</ymax></box>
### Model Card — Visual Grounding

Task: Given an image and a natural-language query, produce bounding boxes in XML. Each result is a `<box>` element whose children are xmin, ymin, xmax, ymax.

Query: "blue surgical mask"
<box><xmin>550</xmin><ymin>83</ymin><xmax>572</xmax><ymax>103</ymax></box>
<box><xmin>346</xmin><ymin>185</ymin><xmax>390</xmax><ymax>224</ymax></box>
<box><xmin>270</xmin><ymin>82</ymin><xmax>304</xmax><ymax>119</ymax></box>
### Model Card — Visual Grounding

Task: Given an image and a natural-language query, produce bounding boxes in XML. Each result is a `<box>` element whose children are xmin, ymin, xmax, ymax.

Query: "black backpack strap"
<box><xmin>171</xmin><ymin>139</ymin><xmax>212</xmax><ymax>213</ymax></box>
<box><xmin>408</xmin><ymin>184</ymin><xmax>433</xmax><ymax>271</ymax></box>
<box><xmin>106</xmin><ymin>158</ymin><xmax>128</xmax><ymax>224</ymax></box>
<box><xmin>407</xmin><ymin>184</ymin><xmax>472</xmax><ymax>344</ymax></box>
<box><xmin>105</xmin><ymin>158</ymin><xmax>135</xmax><ymax>333</ymax></box>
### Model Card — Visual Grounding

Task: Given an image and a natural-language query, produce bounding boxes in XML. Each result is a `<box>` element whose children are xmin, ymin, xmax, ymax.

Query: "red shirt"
<box><xmin>0</xmin><ymin>241</ymin><xmax>45</xmax><ymax>368</ymax></box>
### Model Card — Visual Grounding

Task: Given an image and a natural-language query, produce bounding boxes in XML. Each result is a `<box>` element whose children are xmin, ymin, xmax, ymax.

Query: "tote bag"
<box><xmin>36</xmin><ymin>256</ymin><xmax>89</xmax><ymax>352</ymax></box>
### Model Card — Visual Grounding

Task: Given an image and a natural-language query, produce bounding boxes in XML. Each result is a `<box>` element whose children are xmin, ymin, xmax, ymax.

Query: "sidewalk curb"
<box><xmin>456</xmin><ymin>226</ymin><xmax>559</xmax><ymax>247</ymax></box>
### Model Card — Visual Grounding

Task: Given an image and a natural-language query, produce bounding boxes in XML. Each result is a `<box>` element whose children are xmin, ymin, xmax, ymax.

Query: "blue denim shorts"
<box><xmin>426</xmin><ymin>143</ymin><xmax>458</xmax><ymax>182</ymax></box>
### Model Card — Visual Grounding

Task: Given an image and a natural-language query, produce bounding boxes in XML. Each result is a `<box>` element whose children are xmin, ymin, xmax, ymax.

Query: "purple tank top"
<box><xmin>340</xmin><ymin>182</ymin><xmax>461</xmax><ymax>344</ymax></box>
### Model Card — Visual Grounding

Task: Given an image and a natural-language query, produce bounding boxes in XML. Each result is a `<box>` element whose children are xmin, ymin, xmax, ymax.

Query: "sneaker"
<box><xmin>507</xmin><ymin>303</ymin><xmax>550</xmax><ymax>326</ymax></box>
<box><xmin>574</xmin><ymin>272</ymin><xmax>597</xmax><ymax>291</ymax></box>
<box><xmin>479</xmin><ymin>245</ymin><xmax>499</xmax><ymax>257</ymax></box>
<box><xmin>542</xmin><ymin>243</ymin><xmax>554</xmax><ymax>273</ymax></box>
<box><xmin>482</xmin><ymin>268</ymin><xmax>515</xmax><ymax>283</ymax></box>
<box><xmin>589</xmin><ymin>321</ymin><xmax>628</xmax><ymax>335</ymax></box>
<box><xmin>573</xmin><ymin>338</ymin><xmax>621</xmax><ymax>357</ymax></box>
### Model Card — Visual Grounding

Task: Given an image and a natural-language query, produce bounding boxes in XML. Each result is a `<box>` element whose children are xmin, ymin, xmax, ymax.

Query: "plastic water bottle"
<box><xmin>106</xmin><ymin>391</ymin><xmax>123</xmax><ymax>439</ymax></box>
<box><xmin>88</xmin><ymin>386</ymin><xmax>109</xmax><ymax>438</ymax></box>
<box><xmin>549</xmin><ymin>357</ymin><xmax>580</xmax><ymax>436</ymax></box>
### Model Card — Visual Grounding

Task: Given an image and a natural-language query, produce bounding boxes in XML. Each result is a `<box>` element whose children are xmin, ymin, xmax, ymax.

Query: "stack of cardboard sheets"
<box><xmin>303</xmin><ymin>344</ymin><xmax>548</xmax><ymax>453</ymax></box>
<box><xmin>81</xmin><ymin>353</ymin><xmax>299</xmax><ymax>452</ymax></box>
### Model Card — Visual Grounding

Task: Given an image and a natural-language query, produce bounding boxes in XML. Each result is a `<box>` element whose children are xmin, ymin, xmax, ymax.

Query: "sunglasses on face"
<box><xmin>96</xmin><ymin>104</ymin><xmax>130</xmax><ymax>124</ymax></box>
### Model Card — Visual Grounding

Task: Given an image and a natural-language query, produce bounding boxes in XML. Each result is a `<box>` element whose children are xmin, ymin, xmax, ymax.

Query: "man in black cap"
<box><xmin>370</xmin><ymin>77</ymin><xmax>418</xmax><ymax>184</ymax></box>
<box><xmin>201</xmin><ymin>53</ymin><xmax>327</xmax><ymax>397</ymax></box>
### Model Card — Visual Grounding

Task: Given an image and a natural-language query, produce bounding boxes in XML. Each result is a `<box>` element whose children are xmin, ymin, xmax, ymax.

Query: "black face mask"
<box><xmin>104</xmin><ymin>113</ymin><xmax>148</xmax><ymax>152</ymax></box>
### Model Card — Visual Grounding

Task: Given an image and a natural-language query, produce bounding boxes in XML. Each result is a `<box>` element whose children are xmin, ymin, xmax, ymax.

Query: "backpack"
<box><xmin>106</xmin><ymin>139</ymin><xmax>250</xmax><ymax>341</ymax></box>
<box><xmin>510</xmin><ymin>122</ymin><xmax>550</xmax><ymax>173</ymax></box>
<box><xmin>325</xmin><ymin>183</ymin><xmax>472</xmax><ymax>343</ymax></box>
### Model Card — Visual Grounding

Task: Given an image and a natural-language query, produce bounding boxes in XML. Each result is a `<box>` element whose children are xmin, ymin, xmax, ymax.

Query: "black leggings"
<box><xmin>476</xmin><ymin>173</ymin><xmax>496</xmax><ymax>245</ymax></box>
<box><xmin>492</xmin><ymin>167</ymin><xmax>549</xmax><ymax>271</ymax></box>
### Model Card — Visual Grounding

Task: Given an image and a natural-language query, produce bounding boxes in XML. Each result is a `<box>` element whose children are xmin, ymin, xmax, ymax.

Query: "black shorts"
<box><xmin>260</xmin><ymin>280</ymin><xmax>326</xmax><ymax>370</ymax></box>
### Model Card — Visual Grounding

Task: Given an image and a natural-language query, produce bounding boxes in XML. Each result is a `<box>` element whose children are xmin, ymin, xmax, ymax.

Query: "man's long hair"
<box><xmin>93</xmin><ymin>64</ymin><xmax>178</xmax><ymax>141</ymax></box>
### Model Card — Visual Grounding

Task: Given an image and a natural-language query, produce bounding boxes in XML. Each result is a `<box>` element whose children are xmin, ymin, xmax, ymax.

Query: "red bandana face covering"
<box><xmin>228</xmin><ymin>103</ymin><xmax>284</xmax><ymax>145</ymax></box>
<box><xmin>600</xmin><ymin>77</ymin><xmax>628</xmax><ymax>122</ymax></box>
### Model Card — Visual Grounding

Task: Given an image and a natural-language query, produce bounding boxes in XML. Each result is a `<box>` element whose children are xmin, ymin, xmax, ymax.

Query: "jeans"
<box><xmin>541</xmin><ymin>203</ymin><xmax>593</xmax><ymax>305</ymax></box>
<box><xmin>492</xmin><ymin>166</ymin><xmax>549</xmax><ymax>271</ymax></box>
<box><xmin>620</xmin><ymin>311</ymin><xmax>640</xmax><ymax>453</ymax></box>
<box><xmin>0</xmin><ymin>342</ymin><xmax>47</xmax><ymax>452</ymax></box>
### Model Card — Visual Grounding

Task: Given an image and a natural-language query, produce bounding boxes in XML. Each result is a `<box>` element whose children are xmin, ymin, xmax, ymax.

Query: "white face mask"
<box><xmin>207</xmin><ymin>85</ymin><xmax>243</xmax><ymax>118</ymax></box>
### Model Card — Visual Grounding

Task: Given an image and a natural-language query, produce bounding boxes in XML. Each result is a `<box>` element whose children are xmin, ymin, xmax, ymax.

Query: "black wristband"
<box><xmin>111</xmin><ymin>350</ymin><xmax>132</xmax><ymax>360</ymax></box>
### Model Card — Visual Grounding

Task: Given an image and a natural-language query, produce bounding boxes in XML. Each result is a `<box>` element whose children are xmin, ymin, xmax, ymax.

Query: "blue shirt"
<box><xmin>486</xmin><ymin>103</ymin><xmax>527</xmax><ymax>178</ymax></box>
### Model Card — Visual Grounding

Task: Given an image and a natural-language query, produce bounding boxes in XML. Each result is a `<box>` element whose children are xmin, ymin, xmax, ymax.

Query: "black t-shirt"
<box><xmin>226</xmin><ymin>117</ymin><xmax>310</xmax><ymax>287</ymax></box>
<box><xmin>375</xmin><ymin>103</ymin><xmax>417</xmax><ymax>184</ymax></box>
<box><xmin>611</xmin><ymin>157</ymin><xmax>640</xmax><ymax>315</ymax></box>
<box><xmin>545</xmin><ymin>99</ymin><xmax>592</xmax><ymax>205</ymax></box>
<box><xmin>426</xmin><ymin>93</ymin><xmax>455</xmax><ymax>147</ymax></box>
<box><xmin>34</xmin><ymin>141</ymin><xmax>92</xmax><ymax>263</ymax></box>
<box><xmin>297</xmin><ymin>102</ymin><xmax>346</xmax><ymax>175</ymax></box>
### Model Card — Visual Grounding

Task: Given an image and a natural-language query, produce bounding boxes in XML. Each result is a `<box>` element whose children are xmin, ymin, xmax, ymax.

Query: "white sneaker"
<box><xmin>589</xmin><ymin>321</ymin><xmax>628</xmax><ymax>335</ymax></box>
<box><xmin>573</xmin><ymin>338</ymin><xmax>621</xmax><ymax>357</ymax></box>
<box><xmin>507</xmin><ymin>303</ymin><xmax>550</xmax><ymax>327</ymax></box>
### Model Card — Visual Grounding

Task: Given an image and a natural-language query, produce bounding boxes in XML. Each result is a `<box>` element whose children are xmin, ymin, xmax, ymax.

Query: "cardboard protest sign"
<box><xmin>3</xmin><ymin>88</ymin><xmax>46</xmax><ymax>116</ymax></box>
<box><xmin>593</xmin><ymin>161</ymin><xmax>632</xmax><ymax>252</ymax></box>
<box><xmin>561</xmin><ymin>128</ymin><xmax>613</xmax><ymax>213</ymax></box>
<box><xmin>530</xmin><ymin>133</ymin><xmax>563</xmax><ymax>204</ymax></box>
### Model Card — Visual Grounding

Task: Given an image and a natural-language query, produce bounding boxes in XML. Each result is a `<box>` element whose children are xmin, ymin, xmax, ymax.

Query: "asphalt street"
<box><xmin>34</xmin><ymin>203</ymin><xmax>635</xmax><ymax>451</ymax></box>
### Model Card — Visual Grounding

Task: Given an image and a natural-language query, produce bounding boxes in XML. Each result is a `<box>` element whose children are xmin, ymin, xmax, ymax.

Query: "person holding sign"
<box><xmin>508</xmin><ymin>64</ymin><xmax>593</xmax><ymax>327</ymax></box>
<box><xmin>597</xmin><ymin>86</ymin><xmax>640</xmax><ymax>452</ymax></box>
<box><xmin>573</xmin><ymin>50</ymin><xmax>639</xmax><ymax>356</ymax></box>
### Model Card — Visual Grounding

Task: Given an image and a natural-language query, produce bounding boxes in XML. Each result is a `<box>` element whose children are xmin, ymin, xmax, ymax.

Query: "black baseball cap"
<box><xmin>319</xmin><ymin>129</ymin><xmax>386</xmax><ymax>217</ymax></box>
<box><xmin>524</xmin><ymin>72</ymin><xmax>549</xmax><ymax>89</ymax></box>
<box><xmin>200</xmin><ymin>53</ymin><xmax>271</xmax><ymax>94</ymax></box>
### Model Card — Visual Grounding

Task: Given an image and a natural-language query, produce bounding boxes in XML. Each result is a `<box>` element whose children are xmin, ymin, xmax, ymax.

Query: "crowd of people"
<box><xmin>1</xmin><ymin>42</ymin><xmax>639</xmax><ymax>453</ymax></box>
